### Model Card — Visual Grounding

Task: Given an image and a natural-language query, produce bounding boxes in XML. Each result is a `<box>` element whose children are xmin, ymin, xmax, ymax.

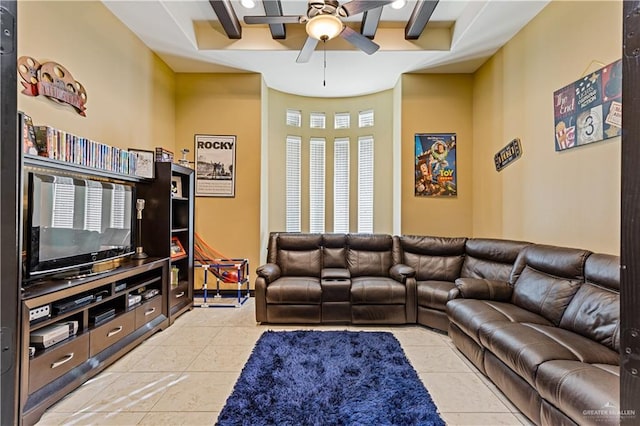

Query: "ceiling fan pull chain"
<box><xmin>323</xmin><ymin>39</ymin><xmax>327</xmax><ymax>87</ymax></box>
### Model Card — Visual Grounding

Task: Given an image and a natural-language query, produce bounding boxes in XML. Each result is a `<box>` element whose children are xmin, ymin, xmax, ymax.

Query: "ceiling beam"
<box><xmin>262</xmin><ymin>0</ymin><xmax>286</xmax><ymax>39</ymax></box>
<box><xmin>209</xmin><ymin>0</ymin><xmax>242</xmax><ymax>39</ymax></box>
<box><xmin>360</xmin><ymin>7</ymin><xmax>383</xmax><ymax>39</ymax></box>
<box><xmin>405</xmin><ymin>0</ymin><xmax>439</xmax><ymax>40</ymax></box>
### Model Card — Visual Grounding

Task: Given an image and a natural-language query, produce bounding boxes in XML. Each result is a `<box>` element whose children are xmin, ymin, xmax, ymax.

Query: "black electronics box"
<box><xmin>53</xmin><ymin>294</ymin><xmax>95</xmax><ymax>314</ymax></box>
<box><xmin>91</xmin><ymin>308</ymin><xmax>116</xmax><ymax>325</ymax></box>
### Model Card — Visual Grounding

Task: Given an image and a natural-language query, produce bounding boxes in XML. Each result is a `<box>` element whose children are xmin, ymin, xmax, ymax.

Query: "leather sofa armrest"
<box><xmin>454</xmin><ymin>277</ymin><xmax>512</xmax><ymax>301</ymax></box>
<box><xmin>256</xmin><ymin>263</ymin><xmax>281</xmax><ymax>284</ymax></box>
<box><xmin>390</xmin><ymin>264</ymin><xmax>416</xmax><ymax>283</ymax></box>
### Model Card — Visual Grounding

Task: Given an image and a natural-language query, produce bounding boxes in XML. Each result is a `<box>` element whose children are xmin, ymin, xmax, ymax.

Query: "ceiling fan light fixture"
<box><xmin>306</xmin><ymin>14</ymin><xmax>343</xmax><ymax>41</ymax></box>
<box><xmin>391</xmin><ymin>0</ymin><xmax>406</xmax><ymax>9</ymax></box>
<box><xmin>240</xmin><ymin>0</ymin><xmax>256</xmax><ymax>8</ymax></box>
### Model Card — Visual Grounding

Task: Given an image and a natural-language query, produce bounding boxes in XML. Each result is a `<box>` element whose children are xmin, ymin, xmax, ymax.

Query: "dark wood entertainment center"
<box><xmin>18</xmin><ymin>156</ymin><xmax>194</xmax><ymax>425</ymax></box>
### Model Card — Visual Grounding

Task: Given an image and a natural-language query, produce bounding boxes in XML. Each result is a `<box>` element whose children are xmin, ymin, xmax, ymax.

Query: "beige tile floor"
<box><xmin>36</xmin><ymin>298</ymin><xmax>534</xmax><ymax>426</ymax></box>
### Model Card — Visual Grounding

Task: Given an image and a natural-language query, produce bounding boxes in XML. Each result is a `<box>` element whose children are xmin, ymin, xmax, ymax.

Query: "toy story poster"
<box><xmin>415</xmin><ymin>133</ymin><xmax>457</xmax><ymax>197</ymax></box>
<box><xmin>553</xmin><ymin>59</ymin><xmax>621</xmax><ymax>151</ymax></box>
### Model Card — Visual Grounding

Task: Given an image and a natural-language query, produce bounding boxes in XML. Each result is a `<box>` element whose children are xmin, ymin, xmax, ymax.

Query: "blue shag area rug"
<box><xmin>216</xmin><ymin>330</ymin><xmax>444</xmax><ymax>426</ymax></box>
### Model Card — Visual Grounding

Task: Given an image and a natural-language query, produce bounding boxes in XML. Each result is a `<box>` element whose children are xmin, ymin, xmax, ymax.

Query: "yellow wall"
<box><xmin>266</xmin><ymin>89</ymin><xmax>395</xmax><ymax>235</ymax></box>
<box><xmin>400</xmin><ymin>74</ymin><xmax>474</xmax><ymax>237</ymax></box>
<box><xmin>472</xmin><ymin>0</ymin><xmax>622</xmax><ymax>254</ymax></box>
<box><xmin>17</xmin><ymin>0</ymin><xmax>175</xmax><ymax>152</ymax></box>
<box><xmin>175</xmin><ymin>74</ymin><xmax>262</xmax><ymax>289</ymax></box>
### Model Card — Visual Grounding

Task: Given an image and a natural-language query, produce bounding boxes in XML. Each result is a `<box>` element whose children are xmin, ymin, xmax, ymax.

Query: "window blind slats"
<box><xmin>285</xmin><ymin>136</ymin><xmax>302</xmax><ymax>232</ymax></box>
<box><xmin>334</xmin><ymin>112</ymin><xmax>350</xmax><ymax>129</ymax></box>
<box><xmin>333</xmin><ymin>138</ymin><xmax>350</xmax><ymax>233</ymax></box>
<box><xmin>309</xmin><ymin>138</ymin><xmax>326</xmax><ymax>233</ymax></box>
<box><xmin>358</xmin><ymin>136</ymin><xmax>374</xmax><ymax>233</ymax></box>
<box><xmin>310</xmin><ymin>112</ymin><xmax>326</xmax><ymax>129</ymax></box>
<box><xmin>358</xmin><ymin>109</ymin><xmax>374</xmax><ymax>128</ymax></box>
<box><xmin>286</xmin><ymin>109</ymin><xmax>302</xmax><ymax>127</ymax></box>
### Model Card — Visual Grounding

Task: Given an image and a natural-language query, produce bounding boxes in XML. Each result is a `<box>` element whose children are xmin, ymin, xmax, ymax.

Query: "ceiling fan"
<box><xmin>243</xmin><ymin>0</ymin><xmax>394</xmax><ymax>63</ymax></box>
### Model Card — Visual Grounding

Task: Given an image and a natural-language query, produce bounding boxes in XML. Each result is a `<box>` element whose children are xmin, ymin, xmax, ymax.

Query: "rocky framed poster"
<box><xmin>195</xmin><ymin>134</ymin><xmax>236</xmax><ymax>197</ymax></box>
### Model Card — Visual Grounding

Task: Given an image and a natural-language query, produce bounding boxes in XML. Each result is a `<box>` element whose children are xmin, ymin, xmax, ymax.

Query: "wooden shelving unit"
<box><xmin>137</xmin><ymin>162</ymin><xmax>194</xmax><ymax>323</ymax></box>
<box><xmin>20</xmin><ymin>258</ymin><xmax>169</xmax><ymax>425</ymax></box>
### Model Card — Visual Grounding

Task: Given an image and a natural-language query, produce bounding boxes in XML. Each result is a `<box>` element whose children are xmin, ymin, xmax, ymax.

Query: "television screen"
<box><xmin>26</xmin><ymin>172</ymin><xmax>135</xmax><ymax>278</ymax></box>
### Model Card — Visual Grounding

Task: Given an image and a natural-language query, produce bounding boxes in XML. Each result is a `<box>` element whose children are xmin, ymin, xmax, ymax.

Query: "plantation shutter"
<box><xmin>358</xmin><ymin>136</ymin><xmax>374</xmax><ymax>233</ymax></box>
<box><xmin>309</xmin><ymin>138</ymin><xmax>326</xmax><ymax>233</ymax></box>
<box><xmin>334</xmin><ymin>112</ymin><xmax>350</xmax><ymax>129</ymax></box>
<box><xmin>286</xmin><ymin>109</ymin><xmax>302</xmax><ymax>127</ymax></box>
<box><xmin>358</xmin><ymin>109</ymin><xmax>374</xmax><ymax>128</ymax></box>
<box><xmin>285</xmin><ymin>136</ymin><xmax>302</xmax><ymax>232</ymax></box>
<box><xmin>310</xmin><ymin>112</ymin><xmax>326</xmax><ymax>129</ymax></box>
<box><xmin>333</xmin><ymin>138</ymin><xmax>350</xmax><ymax>233</ymax></box>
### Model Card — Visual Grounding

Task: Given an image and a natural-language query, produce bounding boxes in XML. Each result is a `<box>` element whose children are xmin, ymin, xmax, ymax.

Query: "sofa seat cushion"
<box><xmin>351</xmin><ymin>277</ymin><xmax>405</xmax><ymax>304</ymax></box>
<box><xmin>417</xmin><ymin>280</ymin><xmax>455</xmax><ymax>310</ymax></box>
<box><xmin>266</xmin><ymin>277</ymin><xmax>322</xmax><ymax>304</ymax></box>
<box><xmin>478</xmin><ymin>322</ymin><xmax>619</xmax><ymax>387</ymax></box>
<box><xmin>446</xmin><ymin>299</ymin><xmax>553</xmax><ymax>345</ymax></box>
<box><xmin>535</xmin><ymin>360</ymin><xmax>619</xmax><ymax>426</ymax></box>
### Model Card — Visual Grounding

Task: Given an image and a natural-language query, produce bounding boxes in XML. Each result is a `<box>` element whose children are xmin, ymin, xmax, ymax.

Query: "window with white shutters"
<box><xmin>334</xmin><ymin>112</ymin><xmax>350</xmax><ymax>129</ymax></box>
<box><xmin>285</xmin><ymin>136</ymin><xmax>302</xmax><ymax>232</ymax></box>
<box><xmin>358</xmin><ymin>136</ymin><xmax>374</xmax><ymax>233</ymax></box>
<box><xmin>286</xmin><ymin>109</ymin><xmax>302</xmax><ymax>127</ymax></box>
<box><xmin>282</xmin><ymin>107</ymin><xmax>376</xmax><ymax>234</ymax></box>
<box><xmin>333</xmin><ymin>138</ymin><xmax>350</xmax><ymax>233</ymax></box>
<box><xmin>358</xmin><ymin>109</ymin><xmax>374</xmax><ymax>128</ymax></box>
<box><xmin>310</xmin><ymin>112</ymin><xmax>326</xmax><ymax>129</ymax></box>
<box><xmin>309</xmin><ymin>138</ymin><xmax>326</xmax><ymax>233</ymax></box>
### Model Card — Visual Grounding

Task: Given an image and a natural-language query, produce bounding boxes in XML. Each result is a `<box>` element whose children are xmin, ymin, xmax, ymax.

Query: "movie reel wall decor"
<box><xmin>18</xmin><ymin>56</ymin><xmax>87</xmax><ymax>116</ymax></box>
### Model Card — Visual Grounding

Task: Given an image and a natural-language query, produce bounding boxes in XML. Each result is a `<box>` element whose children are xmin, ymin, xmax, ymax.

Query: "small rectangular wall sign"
<box><xmin>494</xmin><ymin>138</ymin><xmax>522</xmax><ymax>172</ymax></box>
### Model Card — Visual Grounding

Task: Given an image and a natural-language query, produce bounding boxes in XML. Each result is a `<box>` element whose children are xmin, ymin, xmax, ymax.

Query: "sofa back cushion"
<box><xmin>461</xmin><ymin>238</ymin><xmax>530</xmax><ymax>281</ymax></box>
<box><xmin>559</xmin><ymin>253</ymin><xmax>620</xmax><ymax>352</ymax></box>
<box><xmin>322</xmin><ymin>233</ymin><xmax>347</xmax><ymax>268</ymax></box>
<box><xmin>275</xmin><ymin>233</ymin><xmax>322</xmax><ymax>277</ymax></box>
<box><xmin>347</xmin><ymin>234</ymin><xmax>393</xmax><ymax>277</ymax></box>
<box><xmin>396</xmin><ymin>235</ymin><xmax>466</xmax><ymax>281</ymax></box>
<box><xmin>510</xmin><ymin>244</ymin><xmax>591</xmax><ymax>326</ymax></box>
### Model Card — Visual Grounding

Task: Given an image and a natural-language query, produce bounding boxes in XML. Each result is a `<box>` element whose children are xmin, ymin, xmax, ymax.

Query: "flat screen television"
<box><xmin>25</xmin><ymin>172</ymin><xmax>135</xmax><ymax>279</ymax></box>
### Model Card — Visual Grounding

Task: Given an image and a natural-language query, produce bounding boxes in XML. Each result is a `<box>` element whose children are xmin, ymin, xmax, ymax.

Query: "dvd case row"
<box><xmin>20</xmin><ymin>111</ymin><xmax>138</xmax><ymax>176</ymax></box>
<box><xmin>31</xmin><ymin>125</ymin><xmax>136</xmax><ymax>175</ymax></box>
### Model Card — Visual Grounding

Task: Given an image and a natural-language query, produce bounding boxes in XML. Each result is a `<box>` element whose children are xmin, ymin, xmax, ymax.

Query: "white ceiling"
<box><xmin>103</xmin><ymin>0</ymin><xmax>549</xmax><ymax>98</ymax></box>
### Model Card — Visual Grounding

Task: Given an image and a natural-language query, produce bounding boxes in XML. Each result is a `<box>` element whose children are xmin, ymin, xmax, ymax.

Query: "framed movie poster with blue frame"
<box><xmin>415</xmin><ymin>133</ymin><xmax>457</xmax><ymax>197</ymax></box>
<box><xmin>553</xmin><ymin>59</ymin><xmax>622</xmax><ymax>151</ymax></box>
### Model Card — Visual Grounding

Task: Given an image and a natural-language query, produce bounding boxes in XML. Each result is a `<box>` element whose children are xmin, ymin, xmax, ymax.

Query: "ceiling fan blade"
<box><xmin>339</xmin><ymin>0</ymin><xmax>394</xmax><ymax>17</ymax></box>
<box><xmin>296</xmin><ymin>37</ymin><xmax>319</xmax><ymax>63</ymax></box>
<box><xmin>340</xmin><ymin>26</ymin><xmax>380</xmax><ymax>55</ymax></box>
<box><xmin>244</xmin><ymin>15</ymin><xmax>302</xmax><ymax>25</ymax></box>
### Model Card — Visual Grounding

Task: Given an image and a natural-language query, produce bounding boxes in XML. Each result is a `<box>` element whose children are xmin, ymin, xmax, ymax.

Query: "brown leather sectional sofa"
<box><xmin>255</xmin><ymin>232</ymin><xmax>620</xmax><ymax>426</ymax></box>
<box><xmin>447</xmin><ymin>244</ymin><xmax>620</xmax><ymax>426</ymax></box>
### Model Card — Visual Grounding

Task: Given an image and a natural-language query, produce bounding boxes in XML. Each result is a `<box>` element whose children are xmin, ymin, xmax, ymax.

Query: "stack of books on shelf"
<box><xmin>31</xmin><ymin>124</ymin><xmax>136</xmax><ymax>176</ymax></box>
